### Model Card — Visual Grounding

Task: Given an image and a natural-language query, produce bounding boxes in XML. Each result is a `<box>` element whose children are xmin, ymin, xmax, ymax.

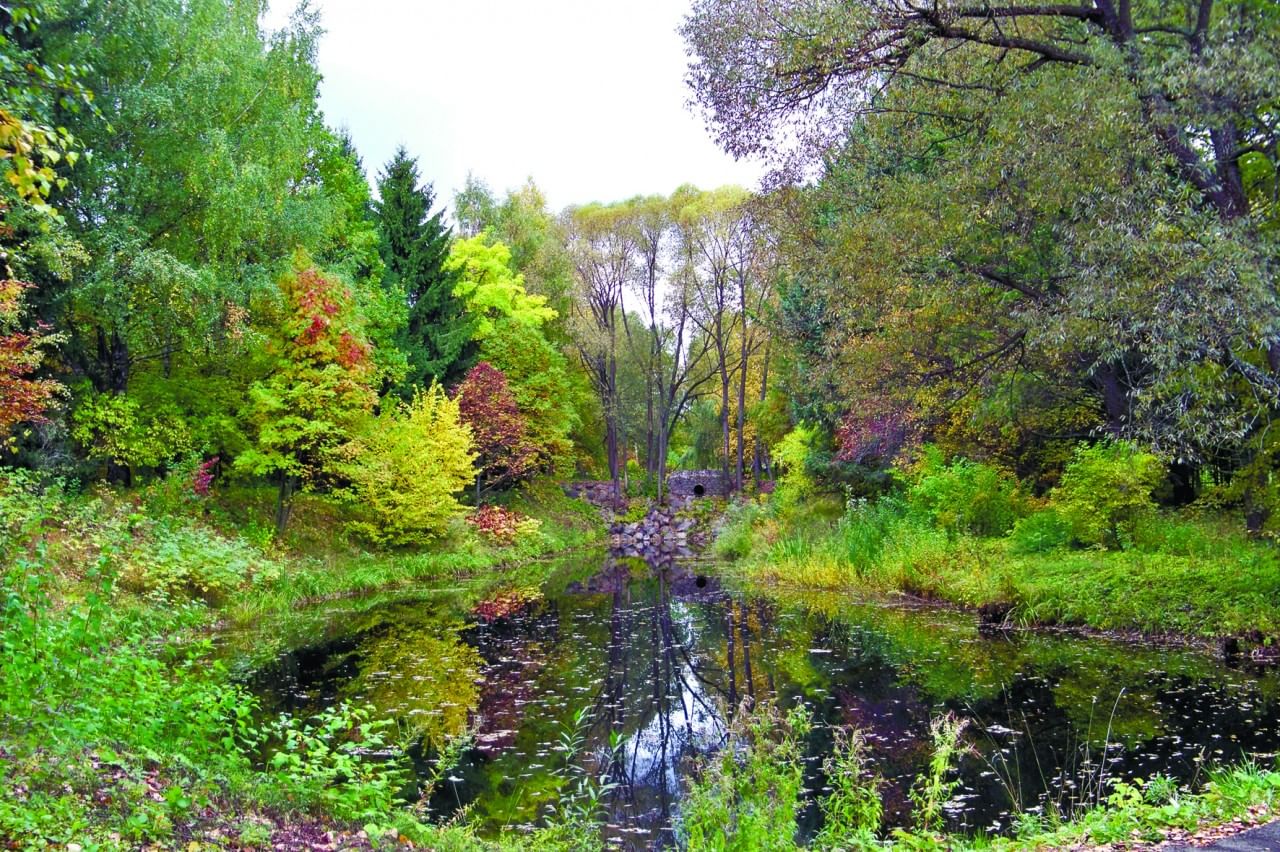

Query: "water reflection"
<box><xmin>243</xmin><ymin>552</ymin><xmax>1280</xmax><ymax>846</ymax></box>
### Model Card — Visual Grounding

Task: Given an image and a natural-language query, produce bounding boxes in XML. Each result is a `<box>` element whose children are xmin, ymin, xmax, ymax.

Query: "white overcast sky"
<box><xmin>264</xmin><ymin>1</ymin><xmax>762</xmax><ymax>212</ymax></box>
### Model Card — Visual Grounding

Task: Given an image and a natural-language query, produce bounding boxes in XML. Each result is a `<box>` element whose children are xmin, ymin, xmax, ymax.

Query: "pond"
<box><xmin>233</xmin><ymin>551</ymin><xmax>1280</xmax><ymax>847</ymax></box>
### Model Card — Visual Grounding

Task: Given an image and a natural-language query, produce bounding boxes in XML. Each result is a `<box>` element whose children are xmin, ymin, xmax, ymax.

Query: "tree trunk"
<box><xmin>1092</xmin><ymin>361</ymin><xmax>1129</xmax><ymax>436</ymax></box>
<box><xmin>753</xmin><ymin>339</ymin><xmax>770</xmax><ymax>488</ymax></box>
<box><xmin>609</xmin><ymin>332</ymin><xmax>622</xmax><ymax>495</ymax></box>
<box><xmin>719</xmin><ymin>354</ymin><xmax>731</xmax><ymax>486</ymax></box>
<box><xmin>645</xmin><ymin>384</ymin><xmax>656</xmax><ymax>476</ymax></box>
<box><xmin>656</xmin><ymin>423</ymin><xmax>669</xmax><ymax>504</ymax></box>
<box><xmin>275</xmin><ymin>471</ymin><xmax>297</xmax><ymax>538</ymax></box>
<box><xmin>736</xmin><ymin>331</ymin><xmax>748</xmax><ymax>493</ymax></box>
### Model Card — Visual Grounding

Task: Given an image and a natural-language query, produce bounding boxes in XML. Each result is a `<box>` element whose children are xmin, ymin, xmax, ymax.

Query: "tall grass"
<box><xmin>716</xmin><ymin>488</ymin><xmax>1280</xmax><ymax>636</ymax></box>
<box><xmin>676</xmin><ymin>703</ymin><xmax>1280</xmax><ymax>851</ymax></box>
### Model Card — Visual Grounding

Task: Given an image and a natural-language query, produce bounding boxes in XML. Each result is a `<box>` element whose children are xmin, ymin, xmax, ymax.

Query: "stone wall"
<box><xmin>667</xmin><ymin>469</ymin><xmax>732</xmax><ymax>499</ymax></box>
<box><xmin>563</xmin><ymin>480</ymin><xmax>626</xmax><ymax>511</ymax></box>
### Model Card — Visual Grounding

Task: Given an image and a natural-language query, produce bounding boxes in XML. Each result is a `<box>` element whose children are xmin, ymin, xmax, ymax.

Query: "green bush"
<box><xmin>678</xmin><ymin>705</ymin><xmax>810</xmax><ymax>851</ymax></box>
<box><xmin>771</xmin><ymin>424</ymin><xmax>817</xmax><ymax>513</ymax></box>
<box><xmin>834</xmin><ymin>496</ymin><xmax>907</xmax><ymax>572</ymax></box>
<box><xmin>334</xmin><ymin>385</ymin><xmax>477</xmax><ymax>547</ymax></box>
<box><xmin>1053</xmin><ymin>441</ymin><xmax>1163</xmax><ymax>549</ymax></box>
<box><xmin>713</xmin><ymin>499</ymin><xmax>767</xmax><ymax>560</ymax></box>
<box><xmin>121</xmin><ymin>519</ymin><xmax>281</xmax><ymax>603</ymax></box>
<box><xmin>1010</xmin><ymin>507</ymin><xmax>1072</xmax><ymax>554</ymax></box>
<box><xmin>905</xmin><ymin>445</ymin><xmax>1028</xmax><ymax>537</ymax></box>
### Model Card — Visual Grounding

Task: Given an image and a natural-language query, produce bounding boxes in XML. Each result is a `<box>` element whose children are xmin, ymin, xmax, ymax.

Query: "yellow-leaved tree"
<box><xmin>336</xmin><ymin>385</ymin><xmax>476</xmax><ymax>546</ymax></box>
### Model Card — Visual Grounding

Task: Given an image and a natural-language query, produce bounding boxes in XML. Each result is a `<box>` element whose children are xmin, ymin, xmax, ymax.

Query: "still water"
<box><xmin>235</xmin><ymin>552</ymin><xmax>1280</xmax><ymax>847</ymax></box>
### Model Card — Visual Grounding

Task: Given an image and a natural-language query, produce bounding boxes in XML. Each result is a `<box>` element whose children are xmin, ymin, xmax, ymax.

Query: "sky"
<box><xmin>264</xmin><ymin>0</ymin><xmax>763</xmax><ymax>212</ymax></box>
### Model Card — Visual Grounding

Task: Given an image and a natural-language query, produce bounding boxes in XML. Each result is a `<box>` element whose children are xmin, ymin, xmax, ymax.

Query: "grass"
<box><xmin>677</xmin><ymin>702</ymin><xmax>1280</xmax><ymax>851</ymax></box>
<box><xmin>716</xmin><ymin>494</ymin><xmax>1280</xmax><ymax>637</ymax></box>
<box><xmin>0</xmin><ymin>468</ymin><xmax>607</xmax><ymax>850</ymax></box>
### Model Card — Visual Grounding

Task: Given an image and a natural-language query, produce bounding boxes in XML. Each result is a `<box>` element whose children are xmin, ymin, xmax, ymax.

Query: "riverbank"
<box><xmin>0</xmin><ymin>469</ymin><xmax>607</xmax><ymax>849</ymax></box>
<box><xmin>714</xmin><ymin>494</ymin><xmax>1280</xmax><ymax>643</ymax></box>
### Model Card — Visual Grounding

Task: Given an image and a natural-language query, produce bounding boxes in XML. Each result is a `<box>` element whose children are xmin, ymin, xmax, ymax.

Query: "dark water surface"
<box><xmin>234</xmin><ymin>552</ymin><xmax>1280</xmax><ymax>847</ymax></box>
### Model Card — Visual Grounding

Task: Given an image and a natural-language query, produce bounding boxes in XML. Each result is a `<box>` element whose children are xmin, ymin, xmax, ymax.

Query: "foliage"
<box><xmin>904</xmin><ymin>714</ymin><xmax>968</xmax><ymax>836</ymax></box>
<box><xmin>683</xmin><ymin>0</ymin><xmax>1280</xmax><ymax>510</ymax></box>
<box><xmin>678</xmin><ymin>704</ymin><xmax>810</xmax><ymax>851</ymax></box>
<box><xmin>721</xmin><ymin>485</ymin><xmax>1280</xmax><ymax>637</ymax></box>
<box><xmin>479</xmin><ymin>316</ymin><xmax>581</xmax><ymax>477</ymax></box>
<box><xmin>236</xmin><ymin>259</ymin><xmax>376</xmax><ymax>529</ymax></box>
<box><xmin>117</xmin><ymin>518</ymin><xmax>281</xmax><ymax>604</ymax></box>
<box><xmin>447</xmin><ymin>234</ymin><xmax>556</xmax><ymax>339</ymax></box>
<box><xmin>0</xmin><ymin>279</ymin><xmax>60</xmax><ymax>444</ymax></box>
<box><xmin>454</xmin><ymin>362</ymin><xmax>539</xmax><ymax>494</ymax></box>
<box><xmin>70</xmin><ymin>383</ymin><xmax>194</xmax><ymax>472</ymax></box>
<box><xmin>466</xmin><ymin>504</ymin><xmax>541</xmax><ymax>545</ymax></box>
<box><xmin>334</xmin><ymin>385</ymin><xmax>476</xmax><ymax>547</ymax></box>
<box><xmin>0</xmin><ymin>0</ymin><xmax>92</xmax><ymax>219</ymax></box>
<box><xmin>814</xmin><ymin>727</ymin><xmax>882</xmax><ymax>848</ymax></box>
<box><xmin>1009</xmin><ymin>507</ymin><xmax>1073</xmax><ymax>555</ymax></box>
<box><xmin>905</xmin><ymin>445</ymin><xmax>1030</xmax><ymax>538</ymax></box>
<box><xmin>771</xmin><ymin>424</ymin><xmax>817</xmax><ymax>511</ymax></box>
<box><xmin>374</xmin><ymin>146</ymin><xmax>472</xmax><ymax>390</ymax></box>
<box><xmin>1054</xmin><ymin>441</ymin><xmax>1164</xmax><ymax>549</ymax></box>
<box><xmin>256</xmin><ymin>703</ymin><xmax>411</xmax><ymax>822</ymax></box>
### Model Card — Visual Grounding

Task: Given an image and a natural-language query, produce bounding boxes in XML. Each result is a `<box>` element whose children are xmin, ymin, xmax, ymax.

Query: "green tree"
<box><xmin>237</xmin><ymin>259</ymin><xmax>377</xmax><ymax>536</ymax></box>
<box><xmin>374</xmin><ymin>146</ymin><xmax>473</xmax><ymax>391</ymax></box>
<box><xmin>480</xmin><ymin>316</ymin><xmax>581</xmax><ymax>477</ymax></box>
<box><xmin>683</xmin><ymin>0</ymin><xmax>1280</xmax><ymax>503</ymax></box>
<box><xmin>446</xmin><ymin>235</ymin><xmax>556</xmax><ymax>339</ymax></box>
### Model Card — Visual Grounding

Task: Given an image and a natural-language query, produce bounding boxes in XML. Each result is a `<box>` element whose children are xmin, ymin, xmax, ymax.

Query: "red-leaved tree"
<box><xmin>454</xmin><ymin>362</ymin><xmax>539</xmax><ymax>498</ymax></box>
<box><xmin>0</xmin><ymin>279</ymin><xmax>61</xmax><ymax>445</ymax></box>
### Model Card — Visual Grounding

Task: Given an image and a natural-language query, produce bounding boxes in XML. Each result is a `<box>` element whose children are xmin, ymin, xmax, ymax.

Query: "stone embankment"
<box><xmin>610</xmin><ymin>503</ymin><xmax>697</xmax><ymax>560</ymax></box>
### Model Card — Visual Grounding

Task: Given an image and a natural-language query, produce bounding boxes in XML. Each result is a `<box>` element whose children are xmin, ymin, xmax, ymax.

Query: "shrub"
<box><xmin>1053</xmin><ymin>440</ymin><xmax>1163</xmax><ymax>549</ymax></box>
<box><xmin>454</xmin><ymin>361</ymin><xmax>540</xmax><ymax>495</ymax></box>
<box><xmin>1010</xmin><ymin>507</ymin><xmax>1073</xmax><ymax>554</ymax></box>
<box><xmin>713</xmin><ymin>499</ymin><xmax>767</xmax><ymax>560</ymax></box>
<box><xmin>772</xmin><ymin>424</ymin><xmax>817</xmax><ymax>512</ymax></box>
<box><xmin>835</xmin><ymin>496</ymin><xmax>907</xmax><ymax>572</ymax></box>
<box><xmin>678</xmin><ymin>704</ymin><xmax>811</xmax><ymax>850</ymax></box>
<box><xmin>335</xmin><ymin>385</ymin><xmax>476</xmax><ymax>547</ymax></box>
<box><xmin>120</xmin><ymin>519</ymin><xmax>281</xmax><ymax>603</ymax></box>
<box><xmin>904</xmin><ymin>445</ymin><xmax>1028</xmax><ymax>537</ymax></box>
<box><xmin>466</xmin><ymin>504</ymin><xmax>541</xmax><ymax>545</ymax></box>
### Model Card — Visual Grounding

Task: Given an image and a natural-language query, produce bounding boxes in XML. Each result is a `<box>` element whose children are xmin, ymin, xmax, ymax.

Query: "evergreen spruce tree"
<box><xmin>374</xmin><ymin>147</ymin><xmax>475</xmax><ymax>393</ymax></box>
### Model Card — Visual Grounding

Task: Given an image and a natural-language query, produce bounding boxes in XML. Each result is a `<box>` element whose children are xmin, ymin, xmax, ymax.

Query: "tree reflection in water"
<box><xmin>572</xmin><ymin>553</ymin><xmax>776</xmax><ymax>847</ymax></box>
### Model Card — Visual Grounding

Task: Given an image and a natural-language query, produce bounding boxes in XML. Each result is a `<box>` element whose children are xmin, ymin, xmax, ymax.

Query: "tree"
<box><xmin>683</xmin><ymin>1</ymin><xmax>1279</xmax><ymax>226</ymax></box>
<box><xmin>453</xmin><ymin>172</ymin><xmax>497</xmax><ymax>238</ymax></box>
<box><xmin>486</xmin><ymin>180</ymin><xmax>577</xmax><ymax>341</ymax></box>
<box><xmin>445</xmin><ymin>235</ymin><xmax>556</xmax><ymax>339</ymax></box>
<box><xmin>479</xmin><ymin>316</ymin><xmax>581</xmax><ymax>478</ymax></box>
<box><xmin>374</xmin><ymin>146</ymin><xmax>473</xmax><ymax>391</ymax></box>
<box><xmin>683</xmin><ymin>0</ymin><xmax>1280</xmax><ymax>495</ymax></box>
<box><xmin>618</xmin><ymin>194</ymin><xmax>717</xmax><ymax>501</ymax></box>
<box><xmin>237</xmin><ymin>259</ymin><xmax>377</xmax><ymax>536</ymax></box>
<box><xmin>0</xmin><ymin>0</ymin><xmax>93</xmax><ymax>221</ymax></box>
<box><xmin>676</xmin><ymin>186</ymin><xmax>752</xmax><ymax>486</ymax></box>
<box><xmin>0</xmin><ymin>280</ymin><xmax>60</xmax><ymax>445</ymax></box>
<box><xmin>454</xmin><ymin>361</ymin><xmax>539</xmax><ymax>498</ymax></box>
<box><xmin>566</xmin><ymin>203</ymin><xmax>634</xmax><ymax>490</ymax></box>
<box><xmin>334</xmin><ymin>385</ymin><xmax>476</xmax><ymax>547</ymax></box>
